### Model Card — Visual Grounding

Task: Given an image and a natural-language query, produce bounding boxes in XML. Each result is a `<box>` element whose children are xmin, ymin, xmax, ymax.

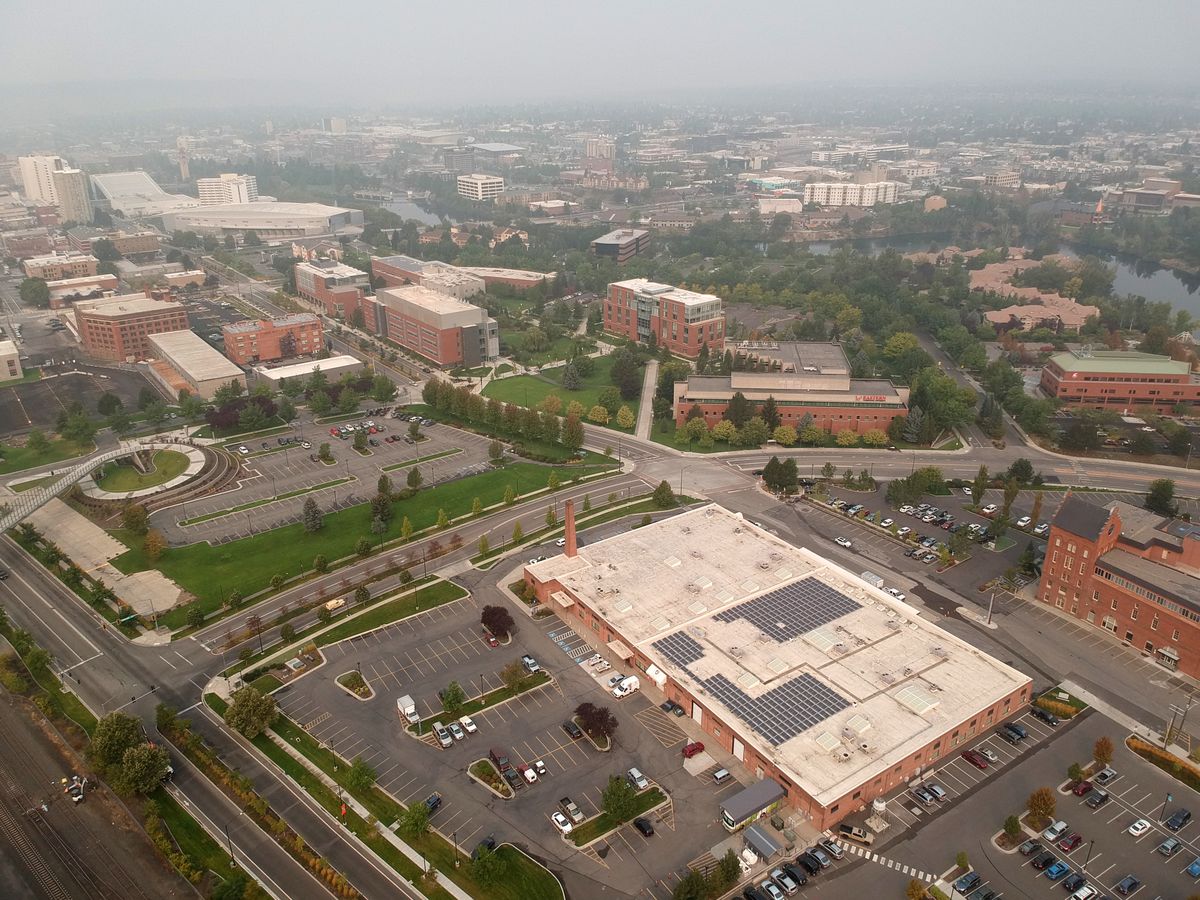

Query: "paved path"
<box><xmin>635</xmin><ymin>359</ymin><xmax>658</xmax><ymax>440</ymax></box>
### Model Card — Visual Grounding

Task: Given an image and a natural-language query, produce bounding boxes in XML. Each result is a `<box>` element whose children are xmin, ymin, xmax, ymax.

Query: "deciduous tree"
<box><xmin>225</xmin><ymin>686</ymin><xmax>277</xmax><ymax>739</ymax></box>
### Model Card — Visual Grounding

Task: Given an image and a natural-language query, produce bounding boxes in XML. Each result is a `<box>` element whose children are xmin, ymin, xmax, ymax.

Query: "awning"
<box><xmin>1158</xmin><ymin>646</ymin><xmax>1180</xmax><ymax>660</ymax></box>
<box><xmin>744</xmin><ymin>823</ymin><xmax>782</xmax><ymax>860</ymax></box>
<box><xmin>551</xmin><ymin>591</ymin><xmax>574</xmax><ymax>609</ymax></box>
<box><xmin>607</xmin><ymin>639</ymin><xmax>634</xmax><ymax>661</ymax></box>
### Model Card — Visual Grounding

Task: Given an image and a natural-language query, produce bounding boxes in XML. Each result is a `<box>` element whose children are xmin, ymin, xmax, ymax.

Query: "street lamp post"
<box><xmin>223</xmin><ymin>821</ymin><xmax>235</xmax><ymax>864</ymax></box>
<box><xmin>453</xmin><ymin>831</ymin><xmax>459</xmax><ymax>868</ymax></box>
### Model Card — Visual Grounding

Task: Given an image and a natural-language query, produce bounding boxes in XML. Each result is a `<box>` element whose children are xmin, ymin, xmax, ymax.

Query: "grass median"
<box><xmin>113</xmin><ymin>461</ymin><xmax>611</xmax><ymax>625</ymax></box>
<box><xmin>411</xmin><ymin>670</ymin><xmax>550</xmax><ymax>733</ymax></box>
<box><xmin>179</xmin><ymin>477</ymin><xmax>354</xmax><ymax>525</ymax></box>
<box><xmin>481</xmin><ymin>356</ymin><xmax>638</xmax><ymax>433</ymax></box>
<box><xmin>381</xmin><ymin>448</ymin><xmax>462</xmax><ymax>472</ymax></box>
<box><xmin>0</xmin><ymin>438</ymin><xmax>94</xmax><ymax>475</ymax></box>
<box><xmin>570</xmin><ymin>788</ymin><xmax>666</xmax><ymax>846</ymax></box>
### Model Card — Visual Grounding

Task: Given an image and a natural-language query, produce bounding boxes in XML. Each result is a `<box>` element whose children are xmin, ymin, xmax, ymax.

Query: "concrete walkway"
<box><xmin>635</xmin><ymin>359</ymin><xmax>658</xmax><ymax>440</ymax></box>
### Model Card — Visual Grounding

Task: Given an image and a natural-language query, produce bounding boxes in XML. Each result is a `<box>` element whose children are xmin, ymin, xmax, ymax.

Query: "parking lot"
<box><xmin>156</xmin><ymin>416</ymin><xmax>494</xmax><ymax>542</ymax></box>
<box><xmin>0</xmin><ymin>364</ymin><xmax>158</xmax><ymax>436</ymax></box>
<box><xmin>273</xmin><ymin>577</ymin><xmax>741</xmax><ymax>900</ymax></box>
<box><xmin>821</xmin><ymin>709</ymin><xmax>1200</xmax><ymax>900</ymax></box>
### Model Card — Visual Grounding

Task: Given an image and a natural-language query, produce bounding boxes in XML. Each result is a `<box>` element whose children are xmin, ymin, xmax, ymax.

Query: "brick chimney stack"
<box><xmin>564</xmin><ymin>498</ymin><xmax>577</xmax><ymax>557</ymax></box>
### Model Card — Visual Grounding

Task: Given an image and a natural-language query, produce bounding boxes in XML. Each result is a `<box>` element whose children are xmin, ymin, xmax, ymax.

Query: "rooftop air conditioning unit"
<box><xmin>837</xmin><ymin>750</ymin><xmax>852</xmax><ymax>762</ymax></box>
<box><xmin>858</xmin><ymin>741</ymin><xmax>874</xmax><ymax>753</ymax></box>
<box><xmin>886</xmin><ymin>620</ymin><xmax>901</xmax><ymax>630</ymax></box>
<box><xmin>880</xmin><ymin>673</ymin><xmax>896</xmax><ymax>684</ymax></box>
<box><xmin>690</xmin><ymin>550</ymin><xmax>703</xmax><ymax>558</ymax></box>
<box><xmin>832</xmin><ymin>642</ymin><xmax>847</xmax><ymax>654</ymax></box>
<box><xmin>902</xmin><ymin>667</ymin><xmax>913</xmax><ymax>677</ymax></box>
<box><xmin>932</xmin><ymin>646</ymin><xmax>949</xmax><ymax>658</ymax></box>
<box><xmin>758</xmin><ymin>562</ymin><xmax>770</xmax><ymax>570</ymax></box>
<box><xmin>729</xmin><ymin>646</ymin><xmax>744</xmax><ymax>658</ymax></box>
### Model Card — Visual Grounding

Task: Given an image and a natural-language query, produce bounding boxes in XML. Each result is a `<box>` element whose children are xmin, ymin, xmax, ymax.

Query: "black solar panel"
<box><xmin>703</xmin><ymin>672</ymin><xmax>849</xmax><ymax>744</ymax></box>
<box><xmin>651</xmin><ymin>631</ymin><xmax>705</xmax><ymax>668</ymax></box>
<box><xmin>713</xmin><ymin>578</ymin><xmax>859</xmax><ymax>642</ymax></box>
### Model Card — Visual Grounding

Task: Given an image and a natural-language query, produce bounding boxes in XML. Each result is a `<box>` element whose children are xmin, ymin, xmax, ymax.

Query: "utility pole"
<box><xmin>986</xmin><ymin>591</ymin><xmax>996</xmax><ymax>627</ymax></box>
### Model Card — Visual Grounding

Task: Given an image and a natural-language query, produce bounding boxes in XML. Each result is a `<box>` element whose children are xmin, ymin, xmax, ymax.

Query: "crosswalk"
<box><xmin>838</xmin><ymin>841</ymin><xmax>935</xmax><ymax>882</ymax></box>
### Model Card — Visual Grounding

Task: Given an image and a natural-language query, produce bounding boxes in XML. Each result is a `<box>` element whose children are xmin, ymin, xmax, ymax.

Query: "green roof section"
<box><xmin>1048</xmin><ymin>350</ymin><xmax>1191</xmax><ymax>376</ymax></box>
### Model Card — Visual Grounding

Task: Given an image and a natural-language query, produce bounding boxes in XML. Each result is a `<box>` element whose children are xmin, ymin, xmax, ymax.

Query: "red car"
<box><xmin>682</xmin><ymin>741</ymin><xmax>705</xmax><ymax>758</ymax></box>
<box><xmin>1057</xmin><ymin>832</ymin><xmax>1083</xmax><ymax>852</ymax></box>
<box><xmin>483</xmin><ymin>632</ymin><xmax>499</xmax><ymax>648</ymax></box>
<box><xmin>961</xmin><ymin>750</ymin><xmax>989</xmax><ymax>769</ymax></box>
<box><xmin>329</xmin><ymin>427</ymin><xmax>339</xmax><ymax>436</ymax></box>
<box><xmin>1072</xmin><ymin>780</ymin><xmax>1093</xmax><ymax>797</ymax></box>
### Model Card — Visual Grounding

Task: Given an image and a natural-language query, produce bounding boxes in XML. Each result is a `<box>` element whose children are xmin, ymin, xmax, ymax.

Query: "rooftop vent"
<box><xmin>858</xmin><ymin>741</ymin><xmax>874</xmax><ymax>754</ymax></box>
<box><xmin>770</xmin><ymin>551</ymin><xmax>782</xmax><ymax>561</ymax></box>
<box><xmin>688</xmin><ymin>600</ymin><xmax>708</xmax><ymax>615</ymax></box>
<box><xmin>832</xmin><ymin>642</ymin><xmax>848</xmax><ymax>655</ymax></box>
<box><xmin>728</xmin><ymin>646</ymin><xmax>744</xmax><ymax>659</ymax></box>
<box><xmin>687</xmin><ymin>625</ymin><xmax>706</xmax><ymax>639</ymax></box>
<box><xmin>880</xmin><ymin>673</ymin><xmax>896</xmax><ymax>684</ymax></box>
<box><xmin>758</xmin><ymin>562</ymin><xmax>771</xmax><ymax>571</ymax></box>
<box><xmin>886</xmin><ymin>620</ymin><xmax>902</xmax><ymax>630</ymax></box>
<box><xmin>690</xmin><ymin>550</ymin><xmax>703</xmax><ymax>558</ymax></box>
<box><xmin>932</xmin><ymin>646</ymin><xmax>949</xmax><ymax>658</ymax></box>
<box><xmin>837</xmin><ymin>750</ymin><xmax>852</xmax><ymax>762</ymax></box>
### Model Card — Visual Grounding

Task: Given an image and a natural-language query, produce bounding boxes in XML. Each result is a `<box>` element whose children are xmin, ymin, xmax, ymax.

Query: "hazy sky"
<box><xmin>2</xmin><ymin>0</ymin><xmax>1198</xmax><ymax>107</ymax></box>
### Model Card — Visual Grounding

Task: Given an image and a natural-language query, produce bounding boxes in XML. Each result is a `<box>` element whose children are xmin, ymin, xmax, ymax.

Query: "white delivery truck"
<box><xmin>612</xmin><ymin>675</ymin><xmax>640</xmax><ymax>698</ymax></box>
<box><xmin>396</xmin><ymin>695</ymin><xmax>419</xmax><ymax>724</ymax></box>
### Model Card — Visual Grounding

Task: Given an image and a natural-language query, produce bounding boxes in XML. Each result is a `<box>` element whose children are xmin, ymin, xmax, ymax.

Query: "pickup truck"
<box><xmin>559</xmin><ymin>796</ymin><xmax>584</xmax><ymax>824</ymax></box>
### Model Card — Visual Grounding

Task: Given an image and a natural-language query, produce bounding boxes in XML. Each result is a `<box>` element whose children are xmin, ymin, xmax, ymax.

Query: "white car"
<box><xmin>1016</xmin><ymin>516</ymin><xmax>1032</xmax><ymax>528</ymax></box>
<box><xmin>899</xmin><ymin>505</ymin><xmax>915</xmax><ymax>514</ymax></box>
<box><xmin>978</xmin><ymin>746</ymin><xmax>1000</xmax><ymax>764</ymax></box>
<box><xmin>237</xmin><ymin>445</ymin><xmax>250</xmax><ymax>455</ymax></box>
<box><xmin>897</xmin><ymin>526</ymin><xmax>912</xmax><ymax>537</ymax></box>
<box><xmin>834</xmin><ymin>537</ymin><xmax>853</xmax><ymax>549</ymax></box>
<box><xmin>301</xmin><ymin>441</ymin><xmax>311</xmax><ymax>449</ymax></box>
<box><xmin>447</xmin><ymin>722</ymin><xmax>464</xmax><ymax>741</ymax></box>
<box><xmin>1128</xmin><ymin>818</ymin><xmax>1153</xmax><ymax>837</ymax></box>
<box><xmin>962</xmin><ymin>487</ymin><xmax>972</xmax><ymax>495</ymax></box>
<box><xmin>522</xmin><ymin>767</ymin><xmax>538</xmax><ymax>784</ymax></box>
<box><xmin>555</xmin><ymin>538</ymin><xmax>566</xmax><ymax>547</ymax></box>
<box><xmin>551</xmin><ymin>811</ymin><xmax>573</xmax><ymax>835</ymax></box>
<box><xmin>982</xmin><ymin>504</ymin><xmax>998</xmax><ymax>515</ymax></box>
<box><xmin>627</xmin><ymin>767</ymin><xmax>649</xmax><ymax>790</ymax></box>
<box><xmin>1033</xmin><ymin>522</ymin><xmax>1050</xmax><ymax>536</ymax></box>
<box><xmin>459</xmin><ymin>715</ymin><xmax>477</xmax><ymax>734</ymax></box>
<box><xmin>886</xmin><ymin>587</ymin><xmax>907</xmax><ymax>602</ymax></box>
<box><xmin>880</xmin><ymin>518</ymin><xmax>894</xmax><ymax>529</ymax></box>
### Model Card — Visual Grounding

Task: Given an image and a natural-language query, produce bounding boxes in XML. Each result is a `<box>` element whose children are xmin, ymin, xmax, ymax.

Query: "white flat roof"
<box><xmin>611</xmin><ymin>278</ymin><xmax>721</xmax><ymax>308</ymax></box>
<box><xmin>76</xmin><ymin>296</ymin><xmax>183</xmax><ymax>317</ymax></box>
<box><xmin>528</xmin><ymin>504</ymin><xmax>1030</xmax><ymax>807</ymax></box>
<box><xmin>255</xmin><ymin>354</ymin><xmax>362</xmax><ymax>382</ymax></box>
<box><xmin>148</xmin><ymin>330</ymin><xmax>243</xmax><ymax>382</ymax></box>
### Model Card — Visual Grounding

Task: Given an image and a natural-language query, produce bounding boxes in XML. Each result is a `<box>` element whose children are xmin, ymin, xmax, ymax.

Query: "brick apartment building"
<box><xmin>604</xmin><ymin>278</ymin><xmax>725</xmax><ymax>359</ymax></box>
<box><xmin>23</xmin><ymin>252</ymin><xmax>99</xmax><ymax>280</ymax></box>
<box><xmin>294</xmin><ymin>258</ymin><xmax>370</xmax><ymax>320</ymax></box>
<box><xmin>223</xmin><ymin>313</ymin><xmax>323</xmax><ymax>364</ymax></box>
<box><xmin>1039</xmin><ymin>493</ymin><xmax>1200</xmax><ymax>677</ymax></box>
<box><xmin>673</xmin><ymin>342</ymin><xmax>909</xmax><ymax>433</ymax></box>
<box><xmin>73</xmin><ymin>296</ymin><xmax>189</xmax><ymax>362</ymax></box>
<box><xmin>1040</xmin><ymin>349</ymin><xmax>1200</xmax><ymax>414</ymax></box>
<box><xmin>374</xmin><ymin>285</ymin><xmax>498</xmax><ymax>368</ymax></box>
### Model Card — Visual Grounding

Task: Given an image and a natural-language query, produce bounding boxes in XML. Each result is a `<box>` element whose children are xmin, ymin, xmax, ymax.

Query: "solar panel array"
<box><xmin>702</xmin><ymin>672</ymin><xmax>850</xmax><ymax>744</ymax></box>
<box><xmin>713</xmin><ymin>578</ymin><xmax>860</xmax><ymax>642</ymax></box>
<box><xmin>651</xmin><ymin>631</ymin><xmax>705</xmax><ymax>668</ymax></box>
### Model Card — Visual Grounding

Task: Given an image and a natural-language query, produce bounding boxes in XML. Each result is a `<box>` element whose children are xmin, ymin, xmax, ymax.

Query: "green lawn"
<box><xmin>152</xmin><ymin>790</ymin><xmax>257</xmax><ymax>893</ymax></box>
<box><xmin>179</xmin><ymin>477</ymin><xmax>353</xmax><ymax>525</ymax></box>
<box><xmin>482</xmin><ymin>356</ymin><xmax>639</xmax><ymax>432</ymax></box>
<box><xmin>316</xmin><ymin>581</ymin><xmax>467</xmax><ymax>646</ymax></box>
<box><xmin>502</xmin><ymin>332</ymin><xmax>583</xmax><ymax>367</ymax></box>
<box><xmin>95</xmin><ymin>450</ymin><xmax>190</xmax><ymax>492</ymax></box>
<box><xmin>113</xmin><ymin>461</ymin><xmax>607</xmax><ymax>624</ymax></box>
<box><xmin>10</xmin><ymin>474</ymin><xmax>58</xmax><ymax>492</ymax></box>
<box><xmin>0</xmin><ymin>438</ymin><xmax>94</xmax><ymax>475</ymax></box>
<box><xmin>381</xmin><ymin>448</ymin><xmax>462</xmax><ymax>473</ymax></box>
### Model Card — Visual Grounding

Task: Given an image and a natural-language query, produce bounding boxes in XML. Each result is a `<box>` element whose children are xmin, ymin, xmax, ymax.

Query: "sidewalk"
<box><xmin>635</xmin><ymin>359</ymin><xmax>657</xmax><ymax>440</ymax></box>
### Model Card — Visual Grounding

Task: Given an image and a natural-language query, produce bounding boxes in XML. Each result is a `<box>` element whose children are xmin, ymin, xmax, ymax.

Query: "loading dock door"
<box><xmin>691</xmin><ymin>701</ymin><xmax>704</xmax><ymax>724</ymax></box>
<box><xmin>733</xmin><ymin>737</ymin><xmax>745</xmax><ymax>762</ymax></box>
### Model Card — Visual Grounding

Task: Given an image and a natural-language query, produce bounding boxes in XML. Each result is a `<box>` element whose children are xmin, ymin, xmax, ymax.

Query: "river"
<box><xmin>381</xmin><ymin>200</ymin><xmax>453</xmax><ymax>227</ymax></box>
<box><xmin>802</xmin><ymin>234</ymin><xmax>1200</xmax><ymax>318</ymax></box>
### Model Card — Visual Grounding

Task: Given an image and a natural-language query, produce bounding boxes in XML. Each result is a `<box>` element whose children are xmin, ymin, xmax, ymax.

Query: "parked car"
<box><xmin>1166</xmin><ymin>807</ymin><xmax>1192</xmax><ymax>831</ymax></box>
<box><xmin>1031</xmin><ymin>850</ymin><xmax>1057</xmax><ymax>870</ymax></box>
<box><xmin>1044</xmin><ymin>860</ymin><xmax>1071</xmax><ymax>881</ymax></box>
<box><xmin>1058</xmin><ymin>832</ymin><xmax>1083</xmax><ymax>852</ymax></box>
<box><xmin>1042</xmin><ymin>820</ymin><xmax>1069</xmax><ymax>842</ymax></box>
<box><xmin>1187</xmin><ymin>857</ymin><xmax>1200</xmax><ymax>878</ymax></box>
<box><xmin>1072</xmin><ymin>779</ymin><xmax>1093</xmax><ymax>796</ymax></box>
<box><xmin>781</xmin><ymin>863</ymin><xmax>809</xmax><ymax>887</ymax></box>
<box><xmin>953</xmin><ymin>872</ymin><xmax>981</xmax><ymax>892</ymax></box>
<box><xmin>1158</xmin><ymin>836</ymin><xmax>1183</xmax><ymax>857</ymax></box>
<box><xmin>1031</xmin><ymin>706</ymin><xmax>1060</xmax><ymax>726</ymax></box>
<box><xmin>961</xmin><ymin>749</ymin><xmax>989</xmax><ymax>769</ymax></box>
<box><xmin>522</xmin><ymin>767</ymin><xmax>538</xmax><ymax>784</ymax></box>
<box><xmin>551</xmin><ymin>811</ymin><xmax>573</xmax><ymax>835</ymax></box>
<box><xmin>1016</xmin><ymin>516</ymin><xmax>1032</xmax><ymax>528</ymax></box>
<box><xmin>1093</xmin><ymin>766</ymin><xmax>1118</xmax><ymax>786</ymax></box>
<box><xmin>886</xmin><ymin>587</ymin><xmax>907</xmax><ymax>601</ymax></box>
<box><xmin>424</xmin><ymin>791</ymin><xmax>442</xmax><ymax>812</ymax></box>
<box><xmin>1018</xmin><ymin>838</ymin><xmax>1042</xmax><ymax>856</ymax></box>
<box><xmin>759</xmin><ymin>881</ymin><xmax>785</xmax><ymax>900</ymax></box>
<box><xmin>633</xmin><ymin>817</ymin><xmax>654</xmax><ymax>837</ymax></box>
<box><xmin>795</xmin><ymin>852</ymin><xmax>822</xmax><ymax>876</ymax></box>
<box><xmin>1033</xmin><ymin>522</ymin><xmax>1050</xmax><ymax>536</ymax></box>
<box><xmin>1069</xmin><ymin>885</ymin><xmax>1099</xmax><ymax>900</ymax></box>
<box><xmin>977</xmin><ymin>746</ymin><xmax>1000</xmax><ymax>764</ymax></box>
<box><xmin>880</xmin><ymin>517</ymin><xmax>894</xmax><ymax>528</ymax></box>
<box><xmin>770</xmin><ymin>866</ymin><xmax>799</xmax><ymax>894</ymax></box>
<box><xmin>981</xmin><ymin>504</ymin><xmax>997</xmax><ymax>515</ymax></box>
<box><xmin>818</xmin><ymin>838</ymin><xmax>844</xmax><ymax>860</ymax></box>
<box><xmin>1114</xmin><ymin>875</ymin><xmax>1141</xmax><ymax>895</ymax></box>
<box><xmin>459</xmin><ymin>716</ymin><xmax>477</xmax><ymax>734</ymax></box>
<box><xmin>911</xmin><ymin>786</ymin><xmax>936</xmax><ymax>806</ymax></box>
<box><xmin>522</xmin><ymin>655</ymin><xmax>541</xmax><ymax>673</ymax></box>
<box><xmin>834</xmin><ymin>536</ymin><xmax>852</xmax><ymax>548</ymax></box>
<box><xmin>807</xmin><ymin>846</ymin><xmax>831</xmax><ymax>869</ymax></box>
<box><xmin>447</xmin><ymin>721</ymin><xmax>465</xmax><ymax>741</ymax></box>
<box><xmin>925</xmin><ymin>783</ymin><xmax>947</xmax><ymax>802</ymax></box>
<box><xmin>1085</xmin><ymin>789</ymin><xmax>1109</xmax><ymax>809</ymax></box>
<box><xmin>682</xmin><ymin>742</ymin><xmax>705</xmax><ymax>758</ymax></box>
<box><xmin>1061</xmin><ymin>873</ymin><xmax>1086</xmax><ymax>892</ymax></box>
<box><xmin>627</xmin><ymin>768</ymin><xmax>649</xmax><ymax>790</ymax></box>
<box><xmin>562</xmin><ymin>721</ymin><xmax>583</xmax><ymax>739</ymax></box>
<box><xmin>1003</xmin><ymin>722</ymin><xmax>1028</xmax><ymax>741</ymax></box>
<box><xmin>1127</xmin><ymin>819</ymin><xmax>1152</xmax><ymax>837</ymax></box>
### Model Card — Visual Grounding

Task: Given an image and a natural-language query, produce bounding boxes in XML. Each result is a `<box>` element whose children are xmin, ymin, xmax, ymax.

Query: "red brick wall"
<box><xmin>380</xmin><ymin>306</ymin><xmax>463</xmax><ymax>366</ymax></box>
<box><xmin>1041</xmin><ymin>361</ymin><xmax>1200</xmax><ymax>412</ymax></box>
<box><xmin>674</xmin><ymin>398</ymin><xmax>903</xmax><ymax>433</ymax></box>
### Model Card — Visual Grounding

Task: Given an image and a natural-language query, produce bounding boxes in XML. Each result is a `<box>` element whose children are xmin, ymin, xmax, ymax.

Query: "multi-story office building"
<box><xmin>1039</xmin><ymin>349</ymin><xmax>1200</xmax><ymax>414</ymax></box>
<box><xmin>294</xmin><ymin>258</ymin><xmax>370</xmax><ymax>320</ymax></box>
<box><xmin>1039</xmin><ymin>494</ymin><xmax>1200</xmax><ymax>678</ymax></box>
<box><xmin>591</xmin><ymin>229</ymin><xmax>651</xmax><ymax>264</ymax></box>
<box><xmin>604</xmin><ymin>279</ymin><xmax>724</xmax><ymax>359</ymax></box>
<box><xmin>375</xmin><ymin>285</ymin><xmax>498</xmax><ymax>368</ymax></box>
<box><xmin>802</xmin><ymin>181</ymin><xmax>899</xmax><ymax>207</ymax></box>
<box><xmin>52</xmin><ymin>168</ymin><xmax>92</xmax><ymax>224</ymax></box>
<box><xmin>67</xmin><ymin>227</ymin><xmax>160</xmax><ymax>257</ymax></box>
<box><xmin>17</xmin><ymin>156</ymin><xmax>67</xmax><ymax>205</ymax></box>
<box><xmin>73</xmin><ymin>296</ymin><xmax>189</xmax><ymax>361</ymax></box>
<box><xmin>146</xmin><ymin>330</ymin><xmax>245</xmax><ymax>400</ymax></box>
<box><xmin>0</xmin><ymin>340</ymin><xmax>23</xmax><ymax>382</ymax></box>
<box><xmin>23</xmin><ymin>252</ymin><xmax>99</xmax><ymax>280</ymax></box>
<box><xmin>223</xmin><ymin>313</ymin><xmax>323</xmax><ymax>364</ymax></box>
<box><xmin>525</xmin><ymin>503</ymin><xmax>1031</xmax><ymax>830</ymax></box>
<box><xmin>442</xmin><ymin>147</ymin><xmax>475</xmax><ymax>173</ymax></box>
<box><xmin>673</xmin><ymin>342</ymin><xmax>909</xmax><ymax>434</ymax></box>
<box><xmin>197</xmin><ymin>173</ymin><xmax>260</xmax><ymax>205</ymax></box>
<box><xmin>456</xmin><ymin>174</ymin><xmax>505</xmax><ymax>202</ymax></box>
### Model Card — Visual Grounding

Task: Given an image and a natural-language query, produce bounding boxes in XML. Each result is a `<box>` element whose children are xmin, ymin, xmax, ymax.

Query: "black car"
<box><xmin>966</xmin><ymin>889</ymin><xmax>996</xmax><ymax>900</ymax></box>
<box><xmin>1166</xmin><ymin>807</ymin><xmax>1192</xmax><ymax>831</ymax></box>
<box><xmin>472</xmin><ymin>835</ymin><xmax>497</xmax><ymax>860</ymax></box>
<box><xmin>1031</xmin><ymin>706</ymin><xmax>1060</xmax><ymax>726</ymax></box>
<box><xmin>796</xmin><ymin>852</ymin><xmax>822</xmax><ymax>876</ymax></box>
<box><xmin>1004</xmin><ymin>722</ymin><xmax>1028</xmax><ymax>740</ymax></box>
<box><xmin>1031</xmin><ymin>850</ymin><xmax>1057</xmax><ymax>870</ymax></box>
<box><xmin>633</xmin><ymin>817</ymin><xmax>654</xmax><ymax>837</ymax></box>
<box><xmin>424</xmin><ymin>792</ymin><xmax>442</xmax><ymax>812</ymax></box>
<box><xmin>1061</xmin><ymin>873</ymin><xmax>1085</xmax><ymax>892</ymax></box>
<box><xmin>1115</xmin><ymin>874</ymin><xmax>1141</xmax><ymax>895</ymax></box>
<box><xmin>781</xmin><ymin>864</ymin><xmax>808</xmax><ymax>887</ymax></box>
<box><xmin>0</xmin><ymin>568</ymin><xmax>8</xmax><ymax>580</ymax></box>
<box><xmin>562</xmin><ymin>720</ymin><xmax>583</xmax><ymax>739</ymax></box>
<box><xmin>742</xmin><ymin>888</ymin><xmax>768</xmax><ymax>900</ymax></box>
<box><xmin>1085</xmin><ymin>789</ymin><xmax>1110</xmax><ymax>809</ymax></box>
<box><xmin>1018</xmin><ymin>839</ymin><xmax>1042</xmax><ymax>856</ymax></box>
<box><xmin>997</xmin><ymin>728</ymin><xmax>1020</xmax><ymax>745</ymax></box>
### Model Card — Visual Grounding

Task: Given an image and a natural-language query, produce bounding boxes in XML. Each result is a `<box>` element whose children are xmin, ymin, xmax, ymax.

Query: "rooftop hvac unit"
<box><xmin>832</xmin><ymin>642</ymin><xmax>847</xmax><ymax>654</ymax></box>
<box><xmin>690</xmin><ymin>550</ymin><xmax>702</xmax><ymax>558</ymax></box>
<box><xmin>729</xmin><ymin>646</ymin><xmax>744</xmax><ymax>658</ymax></box>
<box><xmin>733</xmin><ymin>527</ymin><xmax>742</xmax><ymax>534</ymax></box>
<box><xmin>770</xmin><ymin>551</ymin><xmax>782</xmax><ymax>560</ymax></box>
<box><xmin>886</xmin><ymin>620</ymin><xmax>901</xmax><ymax>630</ymax></box>
<box><xmin>932</xmin><ymin>646</ymin><xmax>949</xmax><ymax>658</ymax></box>
<box><xmin>686</xmin><ymin>584</ymin><xmax>700</xmax><ymax>593</ymax></box>
<box><xmin>902</xmin><ymin>667</ymin><xmax>913</xmax><ymax>677</ymax></box>
<box><xmin>880</xmin><ymin>673</ymin><xmax>896</xmax><ymax>684</ymax></box>
<box><xmin>688</xmin><ymin>625</ymin><xmax>706</xmax><ymax>639</ymax></box>
<box><xmin>758</xmin><ymin>562</ymin><xmax>770</xmax><ymax>570</ymax></box>
<box><xmin>858</xmin><ymin>741</ymin><xmax>873</xmax><ymax>753</ymax></box>
<box><xmin>837</xmin><ymin>750</ymin><xmax>852</xmax><ymax>762</ymax></box>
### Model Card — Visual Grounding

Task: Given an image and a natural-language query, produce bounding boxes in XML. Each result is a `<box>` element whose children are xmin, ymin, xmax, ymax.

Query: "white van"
<box><xmin>325</xmin><ymin>597</ymin><xmax>346</xmax><ymax>611</ymax></box>
<box><xmin>612</xmin><ymin>675</ymin><xmax>640</xmax><ymax>698</ymax></box>
<box><xmin>432</xmin><ymin>721</ymin><xmax>453</xmax><ymax>748</ymax></box>
<box><xmin>712</xmin><ymin>768</ymin><xmax>732</xmax><ymax>785</ymax></box>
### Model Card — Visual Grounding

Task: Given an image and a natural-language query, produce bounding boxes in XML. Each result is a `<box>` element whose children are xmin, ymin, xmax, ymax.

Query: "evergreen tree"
<box><xmin>760</xmin><ymin>395</ymin><xmax>781</xmax><ymax>430</ymax></box>
<box><xmin>302</xmin><ymin>497</ymin><xmax>323</xmax><ymax>533</ymax></box>
<box><xmin>902</xmin><ymin>406</ymin><xmax>926</xmax><ymax>443</ymax></box>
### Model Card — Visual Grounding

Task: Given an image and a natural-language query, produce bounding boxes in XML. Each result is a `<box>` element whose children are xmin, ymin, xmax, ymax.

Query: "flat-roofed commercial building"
<box><xmin>46</xmin><ymin>273</ymin><xmax>120</xmax><ymax>309</ymax></box>
<box><xmin>456</xmin><ymin>174</ymin><xmax>505</xmax><ymax>202</ymax></box>
<box><xmin>254</xmin><ymin>354</ymin><xmax>363</xmax><ymax>385</ymax></box>
<box><xmin>1039</xmin><ymin>494</ymin><xmax>1200</xmax><ymax>678</ymax></box>
<box><xmin>368</xmin><ymin>255</ymin><xmax>484</xmax><ymax>299</ymax></box>
<box><xmin>294</xmin><ymin>258</ymin><xmax>370</xmax><ymax>320</ymax></box>
<box><xmin>375</xmin><ymin>285</ymin><xmax>498</xmax><ymax>367</ymax></box>
<box><xmin>372</xmin><ymin>256</ymin><xmax>549</xmax><ymax>294</ymax></box>
<box><xmin>1040</xmin><ymin>349</ymin><xmax>1200</xmax><ymax>414</ymax></box>
<box><xmin>591</xmin><ymin>228</ymin><xmax>651</xmax><ymax>263</ymax></box>
<box><xmin>525</xmin><ymin>504</ymin><xmax>1031</xmax><ymax>830</ymax></box>
<box><xmin>23</xmin><ymin>252</ymin><xmax>98</xmax><ymax>280</ymax></box>
<box><xmin>90</xmin><ymin>171</ymin><xmax>200</xmax><ymax>218</ymax></box>
<box><xmin>146</xmin><ymin>330</ymin><xmax>244</xmax><ymax>400</ymax></box>
<box><xmin>0</xmin><ymin>340</ymin><xmax>23</xmax><ymax>382</ymax></box>
<box><xmin>74</xmin><ymin>296</ymin><xmax>189</xmax><ymax>361</ymax></box>
<box><xmin>67</xmin><ymin>227</ymin><xmax>160</xmax><ymax>257</ymax></box>
<box><xmin>223</xmin><ymin>313</ymin><xmax>323</xmax><ymax>364</ymax></box>
<box><xmin>673</xmin><ymin>341</ymin><xmax>909</xmax><ymax>434</ymax></box>
<box><xmin>161</xmin><ymin>202</ymin><xmax>364</xmax><ymax>239</ymax></box>
<box><xmin>605</xmin><ymin>278</ymin><xmax>724</xmax><ymax>359</ymax></box>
